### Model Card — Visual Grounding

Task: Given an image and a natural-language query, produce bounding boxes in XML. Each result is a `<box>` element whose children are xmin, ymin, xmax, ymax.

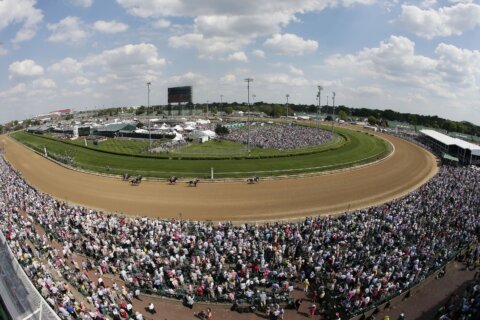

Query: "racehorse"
<box><xmin>188</xmin><ymin>178</ymin><xmax>199</xmax><ymax>187</ymax></box>
<box><xmin>122</xmin><ymin>173</ymin><xmax>130</xmax><ymax>181</ymax></box>
<box><xmin>247</xmin><ymin>176</ymin><xmax>260</xmax><ymax>184</ymax></box>
<box><xmin>130</xmin><ymin>175</ymin><xmax>143</xmax><ymax>185</ymax></box>
<box><xmin>168</xmin><ymin>176</ymin><xmax>178</xmax><ymax>184</ymax></box>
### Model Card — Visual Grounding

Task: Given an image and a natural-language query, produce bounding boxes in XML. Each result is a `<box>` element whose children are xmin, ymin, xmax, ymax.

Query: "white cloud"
<box><xmin>264</xmin><ymin>33</ymin><xmax>318</xmax><ymax>55</ymax></box>
<box><xmin>252</xmin><ymin>49</ymin><xmax>265</xmax><ymax>58</ymax></box>
<box><xmin>70</xmin><ymin>0</ymin><xmax>93</xmax><ymax>8</ymax></box>
<box><xmin>69</xmin><ymin>76</ymin><xmax>91</xmax><ymax>86</ymax></box>
<box><xmin>169</xmin><ymin>72</ymin><xmax>208</xmax><ymax>85</ymax></box>
<box><xmin>0</xmin><ymin>0</ymin><xmax>43</xmax><ymax>43</ymax></box>
<box><xmin>288</xmin><ymin>65</ymin><xmax>304</xmax><ymax>76</ymax></box>
<box><xmin>194</xmin><ymin>13</ymin><xmax>292</xmax><ymax>38</ymax></box>
<box><xmin>220</xmin><ymin>73</ymin><xmax>236</xmax><ymax>83</ymax></box>
<box><xmin>84</xmin><ymin>43</ymin><xmax>166</xmax><ymax>82</ymax></box>
<box><xmin>153</xmin><ymin>19</ymin><xmax>171</xmax><ymax>29</ymax></box>
<box><xmin>325</xmin><ymin>35</ymin><xmax>480</xmax><ymax>99</ymax></box>
<box><xmin>116</xmin><ymin>0</ymin><xmax>371</xmax><ymax>18</ymax></box>
<box><xmin>169</xmin><ymin>33</ymin><xmax>249</xmax><ymax>54</ymax></box>
<box><xmin>97</xmin><ymin>73</ymin><xmax>119</xmax><ymax>84</ymax></box>
<box><xmin>0</xmin><ymin>83</ymin><xmax>27</xmax><ymax>98</ymax></box>
<box><xmin>48</xmin><ymin>58</ymin><xmax>83</xmax><ymax>74</ymax></box>
<box><xmin>33</xmin><ymin>78</ymin><xmax>56</xmax><ymax>89</ymax></box>
<box><xmin>353</xmin><ymin>86</ymin><xmax>384</xmax><ymax>96</ymax></box>
<box><xmin>9</xmin><ymin>59</ymin><xmax>44</xmax><ymax>78</ymax></box>
<box><xmin>259</xmin><ymin>73</ymin><xmax>312</xmax><ymax>87</ymax></box>
<box><xmin>227</xmin><ymin>51</ymin><xmax>248</xmax><ymax>62</ymax></box>
<box><xmin>47</xmin><ymin>16</ymin><xmax>89</xmax><ymax>44</ymax></box>
<box><xmin>435</xmin><ymin>43</ymin><xmax>480</xmax><ymax>87</ymax></box>
<box><xmin>93</xmin><ymin>20</ymin><xmax>129</xmax><ymax>33</ymax></box>
<box><xmin>396</xmin><ymin>3</ymin><xmax>480</xmax><ymax>39</ymax></box>
<box><xmin>120</xmin><ymin>0</ymin><xmax>371</xmax><ymax>55</ymax></box>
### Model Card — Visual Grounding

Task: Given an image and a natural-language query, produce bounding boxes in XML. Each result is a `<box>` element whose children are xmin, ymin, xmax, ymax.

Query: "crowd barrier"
<box><xmin>0</xmin><ymin>232</ymin><xmax>59</xmax><ymax>320</ymax></box>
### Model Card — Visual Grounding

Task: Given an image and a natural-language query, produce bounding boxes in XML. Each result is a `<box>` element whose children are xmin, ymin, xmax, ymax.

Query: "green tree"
<box><xmin>135</xmin><ymin>106</ymin><xmax>146</xmax><ymax>115</ymax></box>
<box><xmin>214</xmin><ymin>124</ymin><xmax>230</xmax><ymax>136</ymax></box>
<box><xmin>368</xmin><ymin>115</ymin><xmax>377</xmax><ymax>125</ymax></box>
<box><xmin>442</xmin><ymin>120</ymin><xmax>457</xmax><ymax>133</ymax></box>
<box><xmin>338</xmin><ymin>110</ymin><xmax>348</xmax><ymax>121</ymax></box>
<box><xmin>224</xmin><ymin>106</ymin><xmax>233</xmax><ymax>115</ymax></box>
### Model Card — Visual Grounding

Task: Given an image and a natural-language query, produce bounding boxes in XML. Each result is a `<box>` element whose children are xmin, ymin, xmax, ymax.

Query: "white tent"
<box><xmin>196</xmin><ymin>119</ymin><xmax>211</xmax><ymax>124</ymax></box>
<box><xmin>184</xmin><ymin>125</ymin><xmax>195</xmax><ymax>131</ymax></box>
<box><xmin>193</xmin><ymin>129</ymin><xmax>216</xmax><ymax>138</ymax></box>
<box><xmin>173</xmin><ymin>125</ymin><xmax>184</xmax><ymax>131</ymax></box>
<box><xmin>173</xmin><ymin>133</ymin><xmax>184</xmax><ymax>141</ymax></box>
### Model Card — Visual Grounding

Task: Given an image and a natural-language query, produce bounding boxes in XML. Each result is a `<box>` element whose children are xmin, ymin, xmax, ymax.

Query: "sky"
<box><xmin>0</xmin><ymin>0</ymin><xmax>480</xmax><ymax>125</ymax></box>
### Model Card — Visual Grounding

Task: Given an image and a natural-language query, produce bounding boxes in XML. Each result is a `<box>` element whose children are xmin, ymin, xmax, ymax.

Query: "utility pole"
<box><xmin>245</xmin><ymin>78</ymin><xmax>254</xmax><ymax>152</ymax></box>
<box><xmin>317</xmin><ymin>86</ymin><xmax>323</xmax><ymax>135</ymax></box>
<box><xmin>286</xmin><ymin>94</ymin><xmax>289</xmax><ymax>119</ymax></box>
<box><xmin>147</xmin><ymin>82</ymin><xmax>151</xmax><ymax>151</ymax></box>
<box><xmin>331</xmin><ymin>91</ymin><xmax>336</xmax><ymax>133</ymax></box>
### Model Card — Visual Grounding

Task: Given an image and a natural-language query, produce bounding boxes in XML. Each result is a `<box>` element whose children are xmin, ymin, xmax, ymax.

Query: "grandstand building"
<box><xmin>419</xmin><ymin>129</ymin><xmax>480</xmax><ymax>165</ymax></box>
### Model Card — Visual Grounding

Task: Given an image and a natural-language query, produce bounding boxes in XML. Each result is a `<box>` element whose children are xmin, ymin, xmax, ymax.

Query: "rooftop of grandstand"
<box><xmin>420</xmin><ymin>129</ymin><xmax>480</xmax><ymax>156</ymax></box>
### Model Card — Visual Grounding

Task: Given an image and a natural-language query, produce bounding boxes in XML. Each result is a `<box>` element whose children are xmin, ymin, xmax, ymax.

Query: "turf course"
<box><xmin>10</xmin><ymin>126</ymin><xmax>391</xmax><ymax>178</ymax></box>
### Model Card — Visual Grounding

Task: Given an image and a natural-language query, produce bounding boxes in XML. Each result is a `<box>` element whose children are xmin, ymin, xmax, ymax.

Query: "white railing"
<box><xmin>0</xmin><ymin>232</ymin><xmax>60</xmax><ymax>320</ymax></box>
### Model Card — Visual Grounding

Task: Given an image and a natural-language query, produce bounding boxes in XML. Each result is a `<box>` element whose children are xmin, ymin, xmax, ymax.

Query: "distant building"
<box><xmin>95</xmin><ymin>123</ymin><xmax>137</xmax><ymax>137</ymax></box>
<box><xmin>26</xmin><ymin>125</ymin><xmax>53</xmax><ymax>134</ymax></box>
<box><xmin>420</xmin><ymin>129</ymin><xmax>480</xmax><ymax>165</ymax></box>
<box><xmin>49</xmin><ymin>109</ymin><xmax>72</xmax><ymax>117</ymax></box>
<box><xmin>33</xmin><ymin>108</ymin><xmax>72</xmax><ymax>121</ymax></box>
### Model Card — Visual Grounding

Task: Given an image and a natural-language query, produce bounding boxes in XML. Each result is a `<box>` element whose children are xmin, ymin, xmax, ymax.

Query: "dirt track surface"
<box><xmin>1</xmin><ymin>133</ymin><xmax>437</xmax><ymax>222</ymax></box>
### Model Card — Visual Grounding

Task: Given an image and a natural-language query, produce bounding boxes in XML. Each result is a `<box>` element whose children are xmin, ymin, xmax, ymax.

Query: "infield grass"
<box><xmin>10</xmin><ymin>126</ymin><xmax>391</xmax><ymax>178</ymax></box>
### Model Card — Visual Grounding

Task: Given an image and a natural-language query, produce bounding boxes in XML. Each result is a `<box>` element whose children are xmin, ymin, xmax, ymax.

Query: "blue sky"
<box><xmin>1</xmin><ymin>0</ymin><xmax>480</xmax><ymax>124</ymax></box>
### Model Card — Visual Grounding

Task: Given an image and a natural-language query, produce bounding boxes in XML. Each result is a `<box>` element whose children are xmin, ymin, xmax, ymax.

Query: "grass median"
<box><xmin>10</xmin><ymin>126</ymin><xmax>391</xmax><ymax>178</ymax></box>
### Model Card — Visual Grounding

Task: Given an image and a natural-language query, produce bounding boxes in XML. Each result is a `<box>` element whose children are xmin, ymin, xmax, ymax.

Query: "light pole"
<box><xmin>147</xmin><ymin>82</ymin><xmax>152</xmax><ymax>151</ymax></box>
<box><xmin>286</xmin><ymin>94</ymin><xmax>289</xmax><ymax>119</ymax></box>
<box><xmin>317</xmin><ymin>86</ymin><xmax>323</xmax><ymax>135</ymax></box>
<box><xmin>220</xmin><ymin>95</ymin><xmax>224</xmax><ymax>113</ymax></box>
<box><xmin>206</xmin><ymin>100</ymin><xmax>209</xmax><ymax>118</ymax></box>
<box><xmin>331</xmin><ymin>91</ymin><xmax>336</xmax><ymax>133</ymax></box>
<box><xmin>245</xmin><ymin>78</ymin><xmax>254</xmax><ymax>153</ymax></box>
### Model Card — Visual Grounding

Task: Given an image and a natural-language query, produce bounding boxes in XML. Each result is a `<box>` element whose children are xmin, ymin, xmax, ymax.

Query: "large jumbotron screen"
<box><xmin>168</xmin><ymin>86</ymin><xmax>192</xmax><ymax>103</ymax></box>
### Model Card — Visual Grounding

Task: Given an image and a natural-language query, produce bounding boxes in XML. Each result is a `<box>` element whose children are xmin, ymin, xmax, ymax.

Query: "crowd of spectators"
<box><xmin>225</xmin><ymin>124</ymin><xmax>333</xmax><ymax>150</ymax></box>
<box><xmin>0</xmin><ymin>153</ymin><xmax>479</xmax><ymax>319</ymax></box>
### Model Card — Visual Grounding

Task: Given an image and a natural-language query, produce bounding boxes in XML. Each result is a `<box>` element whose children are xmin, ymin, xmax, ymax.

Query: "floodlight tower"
<box><xmin>147</xmin><ymin>82</ymin><xmax>152</xmax><ymax>151</ymax></box>
<box><xmin>317</xmin><ymin>86</ymin><xmax>323</xmax><ymax>135</ymax></box>
<box><xmin>220</xmin><ymin>94</ymin><xmax>224</xmax><ymax>112</ymax></box>
<box><xmin>331</xmin><ymin>91</ymin><xmax>336</xmax><ymax>133</ymax></box>
<box><xmin>245</xmin><ymin>78</ymin><xmax>254</xmax><ymax>153</ymax></box>
<box><xmin>286</xmin><ymin>94</ymin><xmax>290</xmax><ymax>119</ymax></box>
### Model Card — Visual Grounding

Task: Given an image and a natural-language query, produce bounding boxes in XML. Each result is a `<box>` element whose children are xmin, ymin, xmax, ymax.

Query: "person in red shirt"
<box><xmin>309</xmin><ymin>304</ymin><xmax>317</xmax><ymax>318</ymax></box>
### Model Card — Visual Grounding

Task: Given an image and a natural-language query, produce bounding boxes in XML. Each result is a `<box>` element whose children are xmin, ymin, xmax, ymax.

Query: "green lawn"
<box><xmin>69</xmin><ymin>137</ymin><xmax>152</xmax><ymax>155</ymax></box>
<box><xmin>10</xmin><ymin>127</ymin><xmax>391</xmax><ymax>178</ymax></box>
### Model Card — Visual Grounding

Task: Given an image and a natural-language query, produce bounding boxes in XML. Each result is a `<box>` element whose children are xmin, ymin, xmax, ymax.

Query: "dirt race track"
<box><xmin>1</xmin><ymin>132</ymin><xmax>438</xmax><ymax>222</ymax></box>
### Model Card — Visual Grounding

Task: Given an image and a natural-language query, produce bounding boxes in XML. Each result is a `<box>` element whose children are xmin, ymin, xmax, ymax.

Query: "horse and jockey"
<box><xmin>130</xmin><ymin>175</ymin><xmax>143</xmax><ymax>185</ymax></box>
<box><xmin>188</xmin><ymin>178</ymin><xmax>199</xmax><ymax>187</ymax></box>
<box><xmin>168</xmin><ymin>176</ymin><xmax>178</xmax><ymax>184</ymax></box>
<box><xmin>247</xmin><ymin>176</ymin><xmax>260</xmax><ymax>184</ymax></box>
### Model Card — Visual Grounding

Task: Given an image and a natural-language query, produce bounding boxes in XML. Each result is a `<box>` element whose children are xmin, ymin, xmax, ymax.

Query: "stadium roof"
<box><xmin>420</xmin><ymin>129</ymin><xmax>480</xmax><ymax>156</ymax></box>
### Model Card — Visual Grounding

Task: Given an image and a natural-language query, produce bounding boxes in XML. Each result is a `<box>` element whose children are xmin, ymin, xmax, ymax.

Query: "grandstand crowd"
<box><xmin>225</xmin><ymin>124</ymin><xmax>333</xmax><ymax>150</ymax></box>
<box><xmin>0</xmin><ymin>154</ymin><xmax>479</xmax><ymax>319</ymax></box>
